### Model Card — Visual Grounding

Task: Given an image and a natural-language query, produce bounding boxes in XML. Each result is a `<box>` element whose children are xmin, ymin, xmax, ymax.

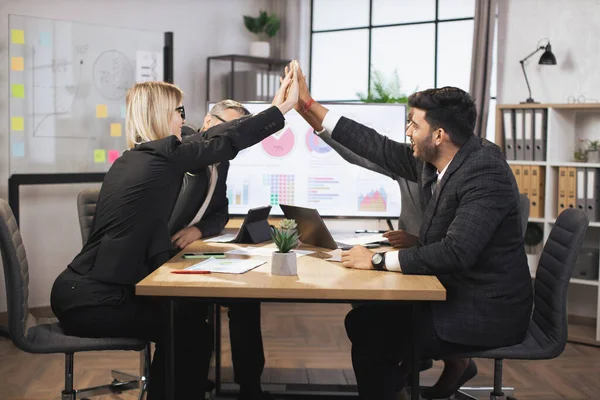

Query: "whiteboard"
<box><xmin>8</xmin><ymin>14</ymin><xmax>164</xmax><ymax>174</ymax></box>
<box><xmin>208</xmin><ymin>102</ymin><xmax>408</xmax><ymax>218</ymax></box>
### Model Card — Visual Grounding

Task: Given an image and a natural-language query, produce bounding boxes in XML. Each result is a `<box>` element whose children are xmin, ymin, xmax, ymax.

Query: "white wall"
<box><xmin>497</xmin><ymin>0</ymin><xmax>600</xmax><ymax>105</ymax></box>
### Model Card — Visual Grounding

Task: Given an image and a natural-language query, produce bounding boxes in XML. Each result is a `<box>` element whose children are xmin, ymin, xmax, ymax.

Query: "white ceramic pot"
<box><xmin>587</xmin><ymin>150</ymin><xmax>600</xmax><ymax>164</ymax></box>
<box><xmin>271</xmin><ymin>252</ymin><xmax>297</xmax><ymax>276</ymax></box>
<box><xmin>249</xmin><ymin>41</ymin><xmax>270</xmax><ymax>58</ymax></box>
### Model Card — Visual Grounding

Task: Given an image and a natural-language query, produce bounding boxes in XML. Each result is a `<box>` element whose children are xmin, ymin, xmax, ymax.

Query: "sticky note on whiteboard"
<box><xmin>11</xmin><ymin>57</ymin><xmax>24</xmax><ymax>71</ymax></box>
<box><xmin>94</xmin><ymin>149</ymin><xmax>106</xmax><ymax>163</ymax></box>
<box><xmin>108</xmin><ymin>150</ymin><xmax>120</xmax><ymax>164</ymax></box>
<box><xmin>120</xmin><ymin>105</ymin><xmax>127</xmax><ymax>118</ymax></box>
<box><xmin>110</xmin><ymin>123</ymin><xmax>122</xmax><ymax>137</ymax></box>
<box><xmin>11</xmin><ymin>29</ymin><xmax>25</xmax><ymax>44</ymax></box>
<box><xmin>96</xmin><ymin>104</ymin><xmax>108</xmax><ymax>118</ymax></box>
<box><xmin>11</xmin><ymin>116</ymin><xmax>24</xmax><ymax>131</ymax></box>
<box><xmin>12</xmin><ymin>142</ymin><xmax>25</xmax><ymax>157</ymax></box>
<box><xmin>39</xmin><ymin>31</ymin><xmax>52</xmax><ymax>46</ymax></box>
<box><xmin>11</xmin><ymin>84</ymin><xmax>25</xmax><ymax>98</ymax></box>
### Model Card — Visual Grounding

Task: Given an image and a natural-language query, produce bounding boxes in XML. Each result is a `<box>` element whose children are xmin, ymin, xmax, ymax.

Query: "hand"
<box><xmin>283</xmin><ymin>62</ymin><xmax>312</xmax><ymax>113</ymax></box>
<box><xmin>171</xmin><ymin>226</ymin><xmax>203</xmax><ymax>249</ymax></box>
<box><xmin>341</xmin><ymin>245</ymin><xmax>375</xmax><ymax>270</ymax></box>
<box><xmin>383</xmin><ymin>230</ymin><xmax>420</xmax><ymax>248</ymax></box>
<box><xmin>272</xmin><ymin>60</ymin><xmax>299</xmax><ymax>115</ymax></box>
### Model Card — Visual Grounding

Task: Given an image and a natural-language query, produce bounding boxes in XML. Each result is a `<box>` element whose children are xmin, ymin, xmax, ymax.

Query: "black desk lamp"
<box><xmin>519</xmin><ymin>39</ymin><xmax>557</xmax><ymax>103</ymax></box>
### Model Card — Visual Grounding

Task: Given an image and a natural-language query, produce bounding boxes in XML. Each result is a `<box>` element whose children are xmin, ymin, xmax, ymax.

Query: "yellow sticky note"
<box><xmin>11</xmin><ymin>84</ymin><xmax>25</xmax><ymax>98</ymax></box>
<box><xmin>11</xmin><ymin>29</ymin><xmax>25</xmax><ymax>44</ymax></box>
<box><xmin>110</xmin><ymin>123</ymin><xmax>122</xmax><ymax>137</ymax></box>
<box><xmin>96</xmin><ymin>104</ymin><xmax>108</xmax><ymax>118</ymax></box>
<box><xmin>94</xmin><ymin>149</ymin><xmax>106</xmax><ymax>163</ymax></box>
<box><xmin>11</xmin><ymin>116</ymin><xmax>24</xmax><ymax>131</ymax></box>
<box><xmin>11</xmin><ymin>57</ymin><xmax>24</xmax><ymax>71</ymax></box>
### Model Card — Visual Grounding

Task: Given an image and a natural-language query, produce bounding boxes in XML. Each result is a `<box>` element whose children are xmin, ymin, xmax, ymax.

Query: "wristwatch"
<box><xmin>371</xmin><ymin>252</ymin><xmax>387</xmax><ymax>271</ymax></box>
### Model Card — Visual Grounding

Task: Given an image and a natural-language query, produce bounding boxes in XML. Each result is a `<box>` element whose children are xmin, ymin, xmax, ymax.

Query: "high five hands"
<box><xmin>272</xmin><ymin>60</ymin><xmax>300</xmax><ymax>115</ymax></box>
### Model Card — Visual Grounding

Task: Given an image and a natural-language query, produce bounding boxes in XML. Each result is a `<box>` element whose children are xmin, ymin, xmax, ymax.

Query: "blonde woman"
<box><xmin>50</xmin><ymin>68</ymin><xmax>298</xmax><ymax>399</ymax></box>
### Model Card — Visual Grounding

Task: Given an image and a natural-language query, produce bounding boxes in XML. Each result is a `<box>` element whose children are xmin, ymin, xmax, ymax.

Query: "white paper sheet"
<box><xmin>333</xmin><ymin>233</ymin><xmax>387</xmax><ymax>246</ymax></box>
<box><xmin>226</xmin><ymin>247</ymin><xmax>314</xmax><ymax>258</ymax></box>
<box><xmin>204</xmin><ymin>234</ymin><xmax>237</xmax><ymax>243</ymax></box>
<box><xmin>185</xmin><ymin>257</ymin><xmax>265</xmax><ymax>274</ymax></box>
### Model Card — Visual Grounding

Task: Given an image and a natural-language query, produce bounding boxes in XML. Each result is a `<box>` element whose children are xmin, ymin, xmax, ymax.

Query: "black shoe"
<box><xmin>421</xmin><ymin>359</ymin><xmax>478</xmax><ymax>399</ymax></box>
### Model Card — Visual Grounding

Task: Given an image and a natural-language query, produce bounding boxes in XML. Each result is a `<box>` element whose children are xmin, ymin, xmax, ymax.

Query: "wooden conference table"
<box><xmin>136</xmin><ymin>240</ymin><xmax>446</xmax><ymax>400</ymax></box>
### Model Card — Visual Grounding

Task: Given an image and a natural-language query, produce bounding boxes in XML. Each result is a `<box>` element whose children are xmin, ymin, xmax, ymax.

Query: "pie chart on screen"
<box><xmin>261</xmin><ymin>127</ymin><xmax>295</xmax><ymax>157</ymax></box>
<box><xmin>305</xmin><ymin>127</ymin><xmax>332</xmax><ymax>155</ymax></box>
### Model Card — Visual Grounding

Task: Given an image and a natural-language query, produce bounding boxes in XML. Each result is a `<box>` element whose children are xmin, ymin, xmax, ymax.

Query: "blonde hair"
<box><xmin>125</xmin><ymin>81</ymin><xmax>184</xmax><ymax>148</ymax></box>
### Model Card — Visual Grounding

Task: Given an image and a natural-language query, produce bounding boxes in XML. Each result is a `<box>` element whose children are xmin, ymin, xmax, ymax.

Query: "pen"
<box><xmin>171</xmin><ymin>270</ymin><xmax>211</xmax><ymax>274</ymax></box>
<box><xmin>355</xmin><ymin>229</ymin><xmax>386</xmax><ymax>233</ymax></box>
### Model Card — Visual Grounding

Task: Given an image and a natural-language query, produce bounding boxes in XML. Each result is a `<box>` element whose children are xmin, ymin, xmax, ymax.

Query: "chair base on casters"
<box><xmin>61</xmin><ymin>343</ymin><xmax>152</xmax><ymax>400</ymax></box>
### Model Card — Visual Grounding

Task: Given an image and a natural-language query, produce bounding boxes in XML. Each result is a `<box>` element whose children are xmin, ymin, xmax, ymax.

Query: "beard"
<box><xmin>413</xmin><ymin>132</ymin><xmax>438</xmax><ymax>163</ymax></box>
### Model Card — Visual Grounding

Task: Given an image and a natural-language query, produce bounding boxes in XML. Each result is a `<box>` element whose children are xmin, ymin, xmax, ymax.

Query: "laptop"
<box><xmin>279</xmin><ymin>204</ymin><xmax>385</xmax><ymax>250</ymax></box>
<box><xmin>205</xmin><ymin>206</ymin><xmax>272</xmax><ymax>244</ymax></box>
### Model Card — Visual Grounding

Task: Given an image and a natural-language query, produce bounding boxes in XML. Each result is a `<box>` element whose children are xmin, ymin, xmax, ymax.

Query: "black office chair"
<box><xmin>449</xmin><ymin>208</ymin><xmax>589</xmax><ymax>400</ymax></box>
<box><xmin>0</xmin><ymin>198</ymin><xmax>147</xmax><ymax>400</ymax></box>
<box><xmin>77</xmin><ymin>188</ymin><xmax>151</xmax><ymax>398</ymax></box>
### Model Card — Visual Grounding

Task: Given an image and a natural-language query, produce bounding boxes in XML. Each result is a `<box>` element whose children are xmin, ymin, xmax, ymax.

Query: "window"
<box><xmin>310</xmin><ymin>0</ymin><xmax>476</xmax><ymax>102</ymax></box>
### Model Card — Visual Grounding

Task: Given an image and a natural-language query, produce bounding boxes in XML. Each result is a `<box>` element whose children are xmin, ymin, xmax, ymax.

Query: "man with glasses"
<box><xmin>168</xmin><ymin>100</ymin><xmax>272</xmax><ymax>400</ymax></box>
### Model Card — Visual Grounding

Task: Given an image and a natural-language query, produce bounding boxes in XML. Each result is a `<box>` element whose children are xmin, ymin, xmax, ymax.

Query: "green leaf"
<box><xmin>243</xmin><ymin>15</ymin><xmax>261</xmax><ymax>34</ymax></box>
<box><xmin>264</xmin><ymin>17</ymin><xmax>280</xmax><ymax>38</ymax></box>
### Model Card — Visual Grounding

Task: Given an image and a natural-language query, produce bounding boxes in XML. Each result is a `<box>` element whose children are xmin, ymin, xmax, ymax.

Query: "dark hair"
<box><xmin>407</xmin><ymin>86</ymin><xmax>476</xmax><ymax>146</ymax></box>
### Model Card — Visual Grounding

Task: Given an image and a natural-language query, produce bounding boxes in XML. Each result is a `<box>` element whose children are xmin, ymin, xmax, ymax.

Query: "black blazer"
<box><xmin>331</xmin><ymin>116</ymin><xmax>533</xmax><ymax>348</ymax></box>
<box><xmin>69</xmin><ymin>106</ymin><xmax>284</xmax><ymax>286</ymax></box>
<box><xmin>167</xmin><ymin>125</ymin><xmax>231</xmax><ymax>238</ymax></box>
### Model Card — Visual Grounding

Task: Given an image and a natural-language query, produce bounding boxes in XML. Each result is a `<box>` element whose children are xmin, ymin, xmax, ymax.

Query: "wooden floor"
<box><xmin>2</xmin><ymin>303</ymin><xmax>600</xmax><ymax>399</ymax></box>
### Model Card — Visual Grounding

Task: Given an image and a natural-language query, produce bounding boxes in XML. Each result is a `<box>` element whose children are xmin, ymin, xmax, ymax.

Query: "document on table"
<box><xmin>185</xmin><ymin>257</ymin><xmax>266</xmax><ymax>274</ymax></box>
<box><xmin>332</xmin><ymin>233</ymin><xmax>387</xmax><ymax>246</ymax></box>
<box><xmin>325</xmin><ymin>249</ymin><xmax>342</xmax><ymax>262</ymax></box>
<box><xmin>204</xmin><ymin>233</ymin><xmax>237</xmax><ymax>243</ymax></box>
<box><xmin>225</xmin><ymin>247</ymin><xmax>314</xmax><ymax>258</ymax></box>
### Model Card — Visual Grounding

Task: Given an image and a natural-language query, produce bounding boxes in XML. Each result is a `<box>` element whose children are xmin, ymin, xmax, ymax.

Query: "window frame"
<box><xmin>309</xmin><ymin>0</ymin><xmax>475</xmax><ymax>101</ymax></box>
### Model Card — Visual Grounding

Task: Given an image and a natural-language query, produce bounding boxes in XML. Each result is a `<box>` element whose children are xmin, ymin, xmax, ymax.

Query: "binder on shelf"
<box><xmin>524</xmin><ymin>109</ymin><xmax>534</xmax><ymax>161</ymax></box>
<box><xmin>514</xmin><ymin>109</ymin><xmax>525</xmax><ymax>160</ymax></box>
<box><xmin>566</xmin><ymin>167</ymin><xmax>577</xmax><ymax>210</ymax></box>
<box><xmin>533</xmin><ymin>108</ymin><xmax>547</xmax><ymax>161</ymax></box>
<box><xmin>586</xmin><ymin>168</ymin><xmax>599</xmax><ymax>222</ymax></box>
<box><xmin>576</xmin><ymin>167</ymin><xmax>586</xmax><ymax>213</ymax></box>
<box><xmin>502</xmin><ymin>109</ymin><xmax>516</xmax><ymax>160</ymax></box>
<box><xmin>510</xmin><ymin>164</ymin><xmax>522</xmax><ymax>192</ymax></box>
<box><xmin>530</xmin><ymin>166</ymin><xmax>545</xmax><ymax>218</ymax></box>
<box><xmin>557</xmin><ymin>167</ymin><xmax>568</xmax><ymax>216</ymax></box>
<box><xmin>521</xmin><ymin>164</ymin><xmax>531</xmax><ymax>202</ymax></box>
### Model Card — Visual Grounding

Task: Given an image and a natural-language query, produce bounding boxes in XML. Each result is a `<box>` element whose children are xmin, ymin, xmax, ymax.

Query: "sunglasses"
<box><xmin>175</xmin><ymin>106</ymin><xmax>185</xmax><ymax>120</ymax></box>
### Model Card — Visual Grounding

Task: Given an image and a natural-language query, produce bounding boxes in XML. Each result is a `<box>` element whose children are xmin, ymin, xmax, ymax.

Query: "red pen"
<box><xmin>171</xmin><ymin>270</ymin><xmax>211</xmax><ymax>274</ymax></box>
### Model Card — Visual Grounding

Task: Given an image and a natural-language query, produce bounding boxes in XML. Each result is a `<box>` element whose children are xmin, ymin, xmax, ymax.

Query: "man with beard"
<box><xmin>291</xmin><ymin>64</ymin><xmax>532</xmax><ymax>400</ymax></box>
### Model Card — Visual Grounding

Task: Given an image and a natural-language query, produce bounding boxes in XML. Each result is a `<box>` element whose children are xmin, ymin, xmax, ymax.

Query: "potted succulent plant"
<box><xmin>270</xmin><ymin>219</ymin><xmax>299</xmax><ymax>275</ymax></box>
<box><xmin>582</xmin><ymin>139</ymin><xmax>600</xmax><ymax>163</ymax></box>
<box><xmin>243</xmin><ymin>10</ymin><xmax>280</xmax><ymax>58</ymax></box>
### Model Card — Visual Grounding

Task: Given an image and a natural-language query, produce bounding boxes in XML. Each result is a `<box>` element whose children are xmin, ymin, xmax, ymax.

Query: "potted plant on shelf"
<box><xmin>270</xmin><ymin>219</ymin><xmax>299</xmax><ymax>276</ymax></box>
<box><xmin>581</xmin><ymin>139</ymin><xmax>600</xmax><ymax>163</ymax></box>
<box><xmin>243</xmin><ymin>10</ymin><xmax>280</xmax><ymax>58</ymax></box>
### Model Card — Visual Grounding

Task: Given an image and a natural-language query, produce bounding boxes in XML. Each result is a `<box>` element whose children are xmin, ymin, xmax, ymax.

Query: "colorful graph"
<box><xmin>263</xmin><ymin>174</ymin><xmax>295</xmax><ymax>205</ymax></box>
<box><xmin>228</xmin><ymin>181</ymin><xmax>249</xmax><ymax>205</ymax></box>
<box><xmin>305</xmin><ymin>127</ymin><xmax>332</xmax><ymax>154</ymax></box>
<box><xmin>261</xmin><ymin>127</ymin><xmax>295</xmax><ymax>157</ymax></box>
<box><xmin>307</xmin><ymin>176</ymin><xmax>340</xmax><ymax>204</ymax></box>
<box><xmin>358</xmin><ymin>187</ymin><xmax>388</xmax><ymax>212</ymax></box>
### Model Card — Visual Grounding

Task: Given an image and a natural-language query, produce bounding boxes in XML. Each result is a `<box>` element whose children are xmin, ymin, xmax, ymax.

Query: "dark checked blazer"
<box><xmin>318</xmin><ymin>130</ymin><xmax>422</xmax><ymax>235</ymax></box>
<box><xmin>331</xmin><ymin>116</ymin><xmax>533</xmax><ymax>348</ymax></box>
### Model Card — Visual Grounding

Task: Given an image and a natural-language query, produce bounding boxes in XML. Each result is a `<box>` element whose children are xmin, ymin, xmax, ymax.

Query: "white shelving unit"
<box><xmin>497</xmin><ymin>103</ymin><xmax>600</xmax><ymax>346</ymax></box>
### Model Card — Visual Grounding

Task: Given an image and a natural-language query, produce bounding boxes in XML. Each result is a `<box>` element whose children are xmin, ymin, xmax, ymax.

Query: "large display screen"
<box><xmin>208</xmin><ymin>102</ymin><xmax>407</xmax><ymax>218</ymax></box>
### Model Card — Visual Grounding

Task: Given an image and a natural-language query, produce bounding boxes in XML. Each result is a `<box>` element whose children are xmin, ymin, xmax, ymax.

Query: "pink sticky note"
<box><xmin>108</xmin><ymin>150</ymin><xmax>120</xmax><ymax>164</ymax></box>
